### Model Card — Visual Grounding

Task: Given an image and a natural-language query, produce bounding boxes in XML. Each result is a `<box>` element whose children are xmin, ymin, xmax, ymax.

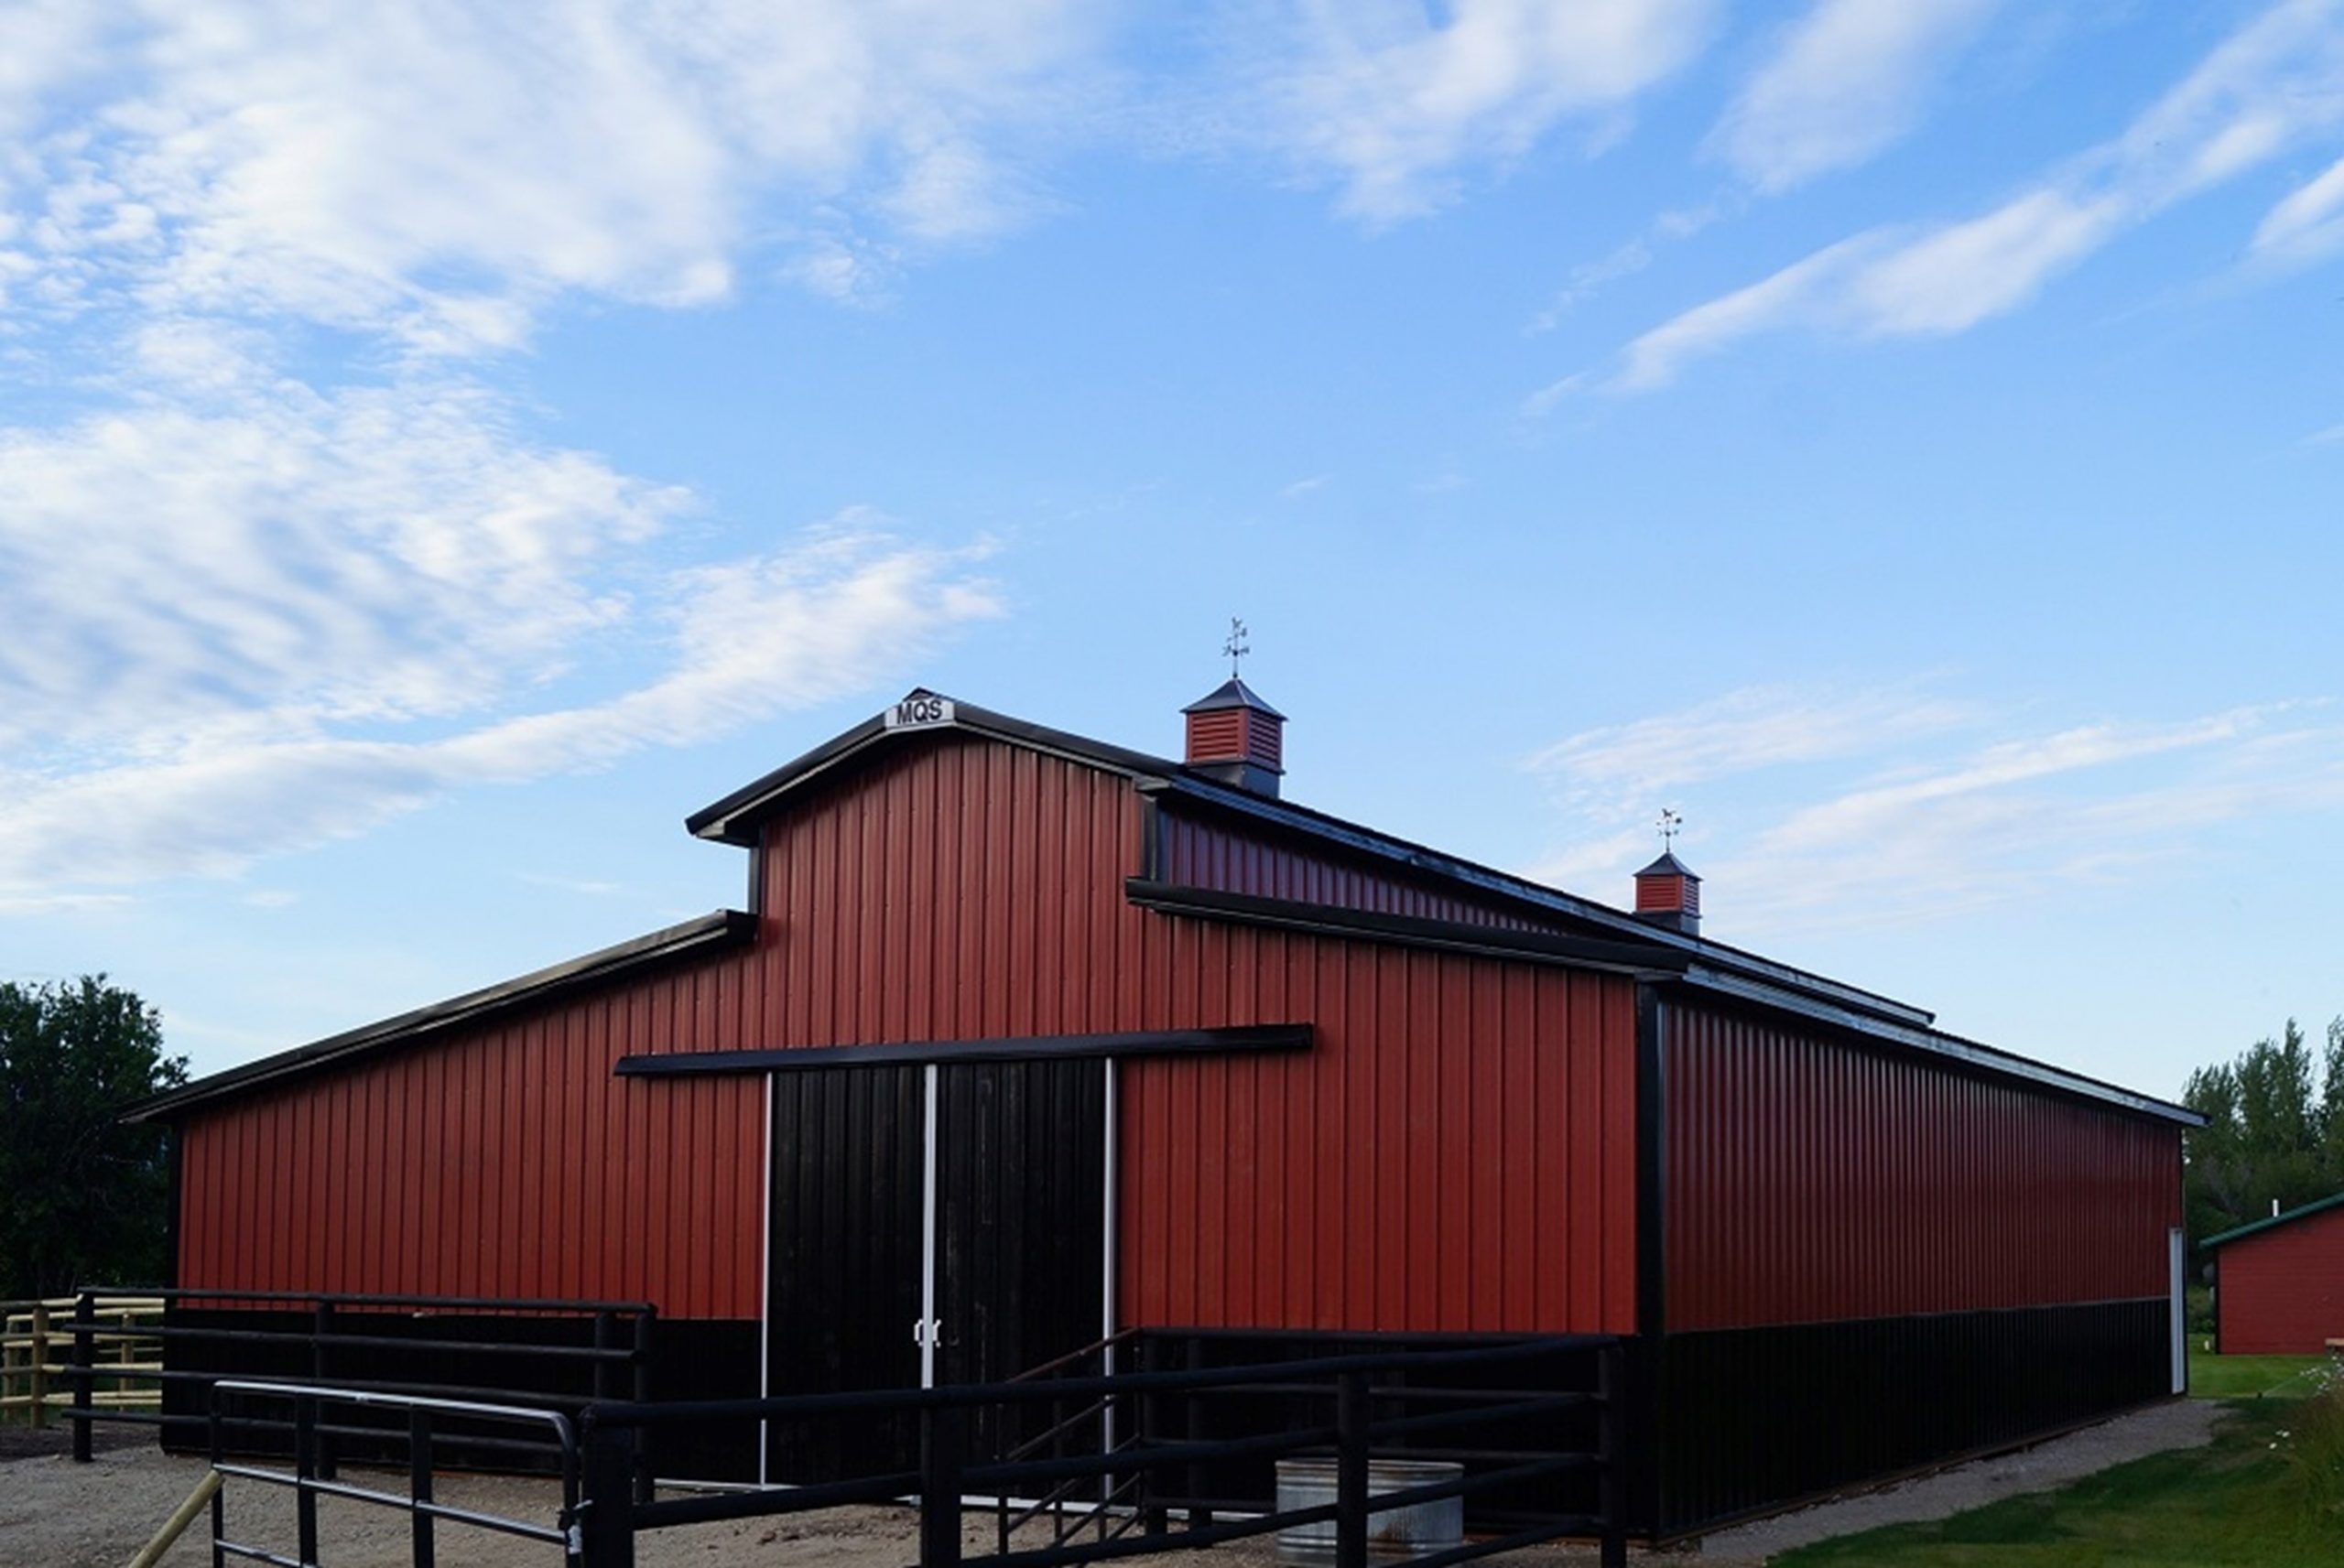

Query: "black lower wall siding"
<box><xmin>1654</xmin><ymin>1298</ymin><xmax>2172</xmax><ymax>1537</ymax></box>
<box><xmin>158</xmin><ymin>1310</ymin><xmax>760</xmax><ymax>1484</ymax></box>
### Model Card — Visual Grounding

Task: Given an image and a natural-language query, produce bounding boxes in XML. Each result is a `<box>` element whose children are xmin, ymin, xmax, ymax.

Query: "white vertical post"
<box><xmin>2169</xmin><ymin>1227</ymin><xmax>2186</xmax><ymax>1394</ymax></box>
<box><xmin>921</xmin><ymin>1064</ymin><xmax>940</xmax><ymax>1390</ymax></box>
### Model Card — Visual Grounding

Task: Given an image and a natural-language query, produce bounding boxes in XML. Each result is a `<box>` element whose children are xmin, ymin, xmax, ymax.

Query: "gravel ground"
<box><xmin>0</xmin><ymin>1403</ymin><xmax>2221</xmax><ymax>1568</ymax></box>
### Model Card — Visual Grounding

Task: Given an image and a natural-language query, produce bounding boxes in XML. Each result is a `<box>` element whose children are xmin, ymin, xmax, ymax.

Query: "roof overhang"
<box><xmin>125</xmin><ymin>910</ymin><xmax>759</xmax><ymax>1122</ymax></box>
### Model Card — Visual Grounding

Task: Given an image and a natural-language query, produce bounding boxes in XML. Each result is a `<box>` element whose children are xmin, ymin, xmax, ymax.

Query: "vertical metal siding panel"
<box><xmin>1499</xmin><ymin>967</ymin><xmax>1537</xmax><ymax>1331</ymax></box>
<box><xmin>1666</xmin><ymin>998</ymin><xmax>2182</xmax><ymax>1331</ymax></box>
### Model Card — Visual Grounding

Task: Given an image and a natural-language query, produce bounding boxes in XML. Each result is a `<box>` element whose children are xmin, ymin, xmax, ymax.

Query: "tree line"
<box><xmin>0</xmin><ymin>977</ymin><xmax>185</xmax><ymax>1299</ymax></box>
<box><xmin>2182</xmin><ymin>1017</ymin><xmax>2344</xmax><ymax>1251</ymax></box>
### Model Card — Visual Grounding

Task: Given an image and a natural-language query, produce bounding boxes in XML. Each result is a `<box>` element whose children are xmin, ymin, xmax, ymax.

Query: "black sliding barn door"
<box><xmin>935</xmin><ymin>1058</ymin><xmax>1110</xmax><ymax>1390</ymax></box>
<box><xmin>765</xmin><ymin>1065</ymin><xmax>928</xmax><ymax>1483</ymax></box>
<box><xmin>765</xmin><ymin>1055</ymin><xmax>1109</xmax><ymax>1484</ymax></box>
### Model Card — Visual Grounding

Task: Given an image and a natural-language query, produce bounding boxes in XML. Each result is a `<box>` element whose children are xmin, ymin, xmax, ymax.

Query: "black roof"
<box><xmin>1635</xmin><ymin>850</ymin><xmax>1698</xmax><ymax>879</ymax></box>
<box><xmin>127</xmin><ymin>910</ymin><xmax>757</xmax><ymax>1122</ymax></box>
<box><xmin>1181</xmin><ymin>677</ymin><xmax>1286</xmax><ymax>719</ymax></box>
<box><xmin>685</xmin><ymin>688</ymin><xmax>2197</xmax><ymax>1127</ymax></box>
<box><xmin>137</xmin><ymin>688</ymin><xmax>2202</xmax><ymax>1130</ymax></box>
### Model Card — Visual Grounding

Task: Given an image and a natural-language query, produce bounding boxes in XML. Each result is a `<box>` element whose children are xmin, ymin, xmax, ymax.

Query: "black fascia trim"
<box><xmin>1125</xmin><ymin>878</ymin><xmax>1688</xmax><ymax>977</ymax></box>
<box><xmin>685</xmin><ymin>689</ymin><xmax>1194</xmax><ymax>847</ymax></box>
<box><xmin>616</xmin><ymin>1023</ymin><xmax>1313</xmax><ymax>1077</ymax></box>
<box><xmin>126</xmin><ymin>910</ymin><xmax>761</xmax><ymax>1122</ymax></box>
<box><xmin>1667</xmin><ymin>967</ymin><xmax>2203</xmax><ymax>1129</ymax></box>
<box><xmin>1135</xmin><ymin>775</ymin><xmax>1938</xmax><ymax>1030</ymax></box>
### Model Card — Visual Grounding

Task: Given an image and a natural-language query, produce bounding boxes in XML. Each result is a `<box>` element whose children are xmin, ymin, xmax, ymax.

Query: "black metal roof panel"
<box><xmin>1636</xmin><ymin>850</ymin><xmax>1697</xmax><ymax>879</ymax></box>
<box><xmin>126</xmin><ymin>909</ymin><xmax>758</xmax><ymax>1122</ymax></box>
<box><xmin>1180</xmin><ymin>677</ymin><xmax>1286</xmax><ymax>719</ymax></box>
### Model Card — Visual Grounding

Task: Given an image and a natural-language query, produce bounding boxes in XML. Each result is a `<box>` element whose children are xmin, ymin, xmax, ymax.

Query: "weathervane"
<box><xmin>1223</xmin><ymin>616</ymin><xmax>1250</xmax><ymax>678</ymax></box>
<box><xmin>1656</xmin><ymin>807</ymin><xmax>1682</xmax><ymax>849</ymax></box>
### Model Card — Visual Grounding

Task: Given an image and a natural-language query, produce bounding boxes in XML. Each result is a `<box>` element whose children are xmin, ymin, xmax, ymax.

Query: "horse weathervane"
<box><xmin>1223</xmin><ymin>617</ymin><xmax>1250</xmax><ymax>678</ymax></box>
<box><xmin>1657</xmin><ymin>807</ymin><xmax>1682</xmax><ymax>849</ymax></box>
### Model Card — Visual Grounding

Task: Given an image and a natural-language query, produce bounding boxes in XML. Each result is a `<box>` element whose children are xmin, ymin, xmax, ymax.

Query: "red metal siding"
<box><xmin>178</xmin><ymin>736</ymin><xmax>1641</xmax><ymax>1336</ymax></box>
<box><xmin>749</xmin><ymin>739</ymin><xmax>1638</xmax><ymax>1336</ymax></box>
<box><xmin>1664</xmin><ymin>1000</ymin><xmax>2180</xmax><ymax>1331</ymax></box>
<box><xmin>176</xmin><ymin>949</ymin><xmax>772</xmax><ymax>1320</ymax></box>
<box><xmin>2218</xmin><ymin>1206</ymin><xmax>2344</xmax><ymax>1354</ymax></box>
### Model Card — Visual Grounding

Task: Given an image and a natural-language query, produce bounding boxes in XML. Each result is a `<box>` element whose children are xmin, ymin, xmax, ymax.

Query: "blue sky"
<box><xmin>3</xmin><ymin>1</ymin><xmax>2341</xmax><ymax>1101</ymax></box>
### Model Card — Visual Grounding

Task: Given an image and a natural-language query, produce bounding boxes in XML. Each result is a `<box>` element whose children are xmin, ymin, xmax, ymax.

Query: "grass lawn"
<box><xmin>1771</xmin><ymin>1382</ymin><xmax>2344</xmax><ymax>1567</ymax></box>
<box><xmin>2190</xmin><ymin>1349</ymin><xmax>2333</xmax><ymax>1399</ymax></box>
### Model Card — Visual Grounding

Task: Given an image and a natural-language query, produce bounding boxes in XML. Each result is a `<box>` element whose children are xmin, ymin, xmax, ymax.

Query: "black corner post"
<box><xmin>920</xmin><ymin>1402</ymin><xmax>968</xmax><ymax>1568</ymax></box>
<box><xmin>1598</xmin><ymin>1343</ymin><xmax>1628</xmax><ymax>1568</ymax></box>
<box><xmin>70</xmin><ymin>1289</ymin><xmax>94</xmax><ymax>1463</ymax></box>
<box><xmin>311</xmin><ymin>1298</ymin><xmax>337</xmax><ymax>1479</ymax></box>
<box><xmin>409</xmin><ymin>1406</ymin><xmax>439</xmax><ymax>1568</ymax></box>
<box><xmin>631</xmin><ymin>1308</ymin><xmax>657</xmax><ymax>1505</ymax></box>
<box><xmin>578</xmin><ymin>1415</ymin><xmax>638</xmax><ymax>1568</ymax></box>
<box><xmin>1335</xmin><ymin>1368</ymin><xmax>1369</xmax><ymax>1568</ymax></box>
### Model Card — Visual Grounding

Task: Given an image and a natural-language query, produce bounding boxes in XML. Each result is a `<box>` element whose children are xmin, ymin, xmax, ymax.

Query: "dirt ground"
<box><xmin>0</xmin><ymin>1402</ymin><xmax>2222</xmax><ymax>1568</ymax></box>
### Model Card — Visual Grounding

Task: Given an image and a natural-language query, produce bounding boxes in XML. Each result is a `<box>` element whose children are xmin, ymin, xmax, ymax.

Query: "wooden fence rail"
<box><xmin>1</xmin><ymin>1295</ymin><xmax>164</xmax><ymax>1428</ymax></box>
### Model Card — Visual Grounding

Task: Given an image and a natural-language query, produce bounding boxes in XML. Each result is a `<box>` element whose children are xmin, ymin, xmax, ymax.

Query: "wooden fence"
<box><xmin>1</xmin><ymin>1295</ymin><xmax>164</xmax><ymax>1427</ymax></box>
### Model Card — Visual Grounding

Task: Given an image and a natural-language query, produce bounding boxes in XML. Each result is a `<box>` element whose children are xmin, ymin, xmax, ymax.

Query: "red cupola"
<box><xmin>1182</xmin><ymin>677</ymin><xmax>1285</xmax><ymax>797</ymax></box>
<box><xmin>1633</xmin><ymin>849</ymin><xmax>1701</xmax><ymax>935</ymax></box>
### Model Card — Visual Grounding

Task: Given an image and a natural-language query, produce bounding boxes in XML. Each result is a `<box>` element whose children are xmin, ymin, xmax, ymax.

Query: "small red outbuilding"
<box><xmin>2208</xmin><ymin>1193</ymin><xmax>2344</xmax><ymax>1354</ymax></box>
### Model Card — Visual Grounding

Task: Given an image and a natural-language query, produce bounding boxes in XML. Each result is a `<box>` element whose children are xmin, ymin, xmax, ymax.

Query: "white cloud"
<box><xmin>1712</xmin><ymin>0</ymin><xmax>2006</xmax><ymax>191</ymax></box>
<box><xmin>1525</xmin><ymin>687</ymin><xmax>2344</xmax><ymax>933</ymax></box>
<box><xmin>1610</xmin><ymin>0</ymin><xmax>2344</xmax><ymax>388</ymax></box>
<box><xmin>0</xmin><ymin>492</ymin><xmax>1001</xmax><ymax>899</ymax></box>
<box><xmin>1269</xmin><ymin>0</ymin><xmax>1718</xmax><ymax>222</ymax></box>
<box><xmin>3</xmin><ymin>0</ymin><xmax>1094</xmax><ymax>344</ymax></box>
<box><xmin>2252</xmin><ymin>153</ymin><xmax>2344</xmax><ymax>265</ymax></box>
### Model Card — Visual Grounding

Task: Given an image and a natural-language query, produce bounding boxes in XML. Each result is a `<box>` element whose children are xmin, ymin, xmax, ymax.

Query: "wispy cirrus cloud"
<box><xmin>1525</xmin><ymin>687</ymin><xmax>2344</xmax><ymax>932</ymax></box>
<box><xmin>1607</xmin><ymin>0</ymin><xmax>2344</xmax><ymax>390</ymax></box>
<box><xmin>0</xmin><ymin>3</ymin><xmax>1058</xmax><ymax>913</ymax></box>
<box><xmin>1263</xmin><ymin>0</ymin><xmax>1720</xmax><ymax>223</ymax></box>
<box><xmin>2252</xmin><ymin>152</ymin><xmax>2344</xmax><ymax>265</ymax></box>
<box><xmin>1710</xmin><ymin>0</ymin><xmax>2007</xmax><ymax>192</ymax></box>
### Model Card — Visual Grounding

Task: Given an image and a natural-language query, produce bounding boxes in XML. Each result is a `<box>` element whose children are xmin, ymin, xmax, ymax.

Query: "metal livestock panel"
<box><xmin>1662</xmin><ymin>997</ymin><xmax>2180</xmax><ymax>1331</ymax></box>
<box><xmin>175</xmin><ymin>949</ymin><xmax>774</xmax><ymax>1321</ymax></box>
<box><xmin>2216</xmin><ymin>1205</ymin><xmax>2344</xmax><ymax>1353</ymax></box>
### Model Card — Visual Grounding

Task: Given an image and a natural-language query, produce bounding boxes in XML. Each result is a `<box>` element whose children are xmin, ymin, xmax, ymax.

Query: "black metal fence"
<box><xmin>572</xmin><ymin>1334</ymin><xmax>1628</xmax><ymax>1568</ymax></box>
<box><xmin>207</xmin><ymin>1381</ymin><xmax>584</xmax><ymax>1568</ymax></box>
<box><xmin>57</xmin><ymin>1286</ymin><xmax>653</xmax><ymax>1496</ymax></box>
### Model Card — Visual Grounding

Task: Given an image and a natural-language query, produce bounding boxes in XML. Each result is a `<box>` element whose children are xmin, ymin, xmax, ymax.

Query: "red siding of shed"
<box><xmin>1664</xmin><ymin>1000</ymin><xmax>2179</xmax><ymax>1331</ymax></box>
<box><xmin>2218</xmin><ymin>1206</ymin><xmax>2344</xmax><ymax>1354</ymax></box>
<box><xmin>177</xmin><ymin>736</ymin><xmax>1640</xmax><ymax>1336</ymax></box>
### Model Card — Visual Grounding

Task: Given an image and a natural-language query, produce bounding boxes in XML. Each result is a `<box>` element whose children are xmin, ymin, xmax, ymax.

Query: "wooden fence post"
<box><xmin>71</xmin><ymin>1290</ymin><xmax>94</xmax><ymax>1462</ymax></box>
<box><xmin>28</xmin><ymin>1301</ymin><xmax>49</xmax><ymax>1431</ymax></box>
<box><xmin>1598</xmin><ymin>1343</ymin><xmax>1627</xmax><ymax>1568</ymax></box>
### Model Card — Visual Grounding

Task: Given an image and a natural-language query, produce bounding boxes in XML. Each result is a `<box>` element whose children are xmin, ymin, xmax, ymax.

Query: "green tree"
<box><xmin>0</xmin><ymin>977</ymin><xmax>187</xmax><ymax>1298</ymax></box>
<box><xmin>2183</xmin><ymin>1016</ymin><xmax>2344</xmax><ymax>1253</ymax></box>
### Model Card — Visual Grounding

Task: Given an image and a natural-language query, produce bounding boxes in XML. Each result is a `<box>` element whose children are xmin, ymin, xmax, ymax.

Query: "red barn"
<box><xmin>130</xmin><ymin>683</ymin><xmax>2199</xmax><ymax>1537</ymax></box>
<box><xmin>2208</xmin><ymin>1194</ymin><xmax>2344</xmax><ymax>1355</ymax></box>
